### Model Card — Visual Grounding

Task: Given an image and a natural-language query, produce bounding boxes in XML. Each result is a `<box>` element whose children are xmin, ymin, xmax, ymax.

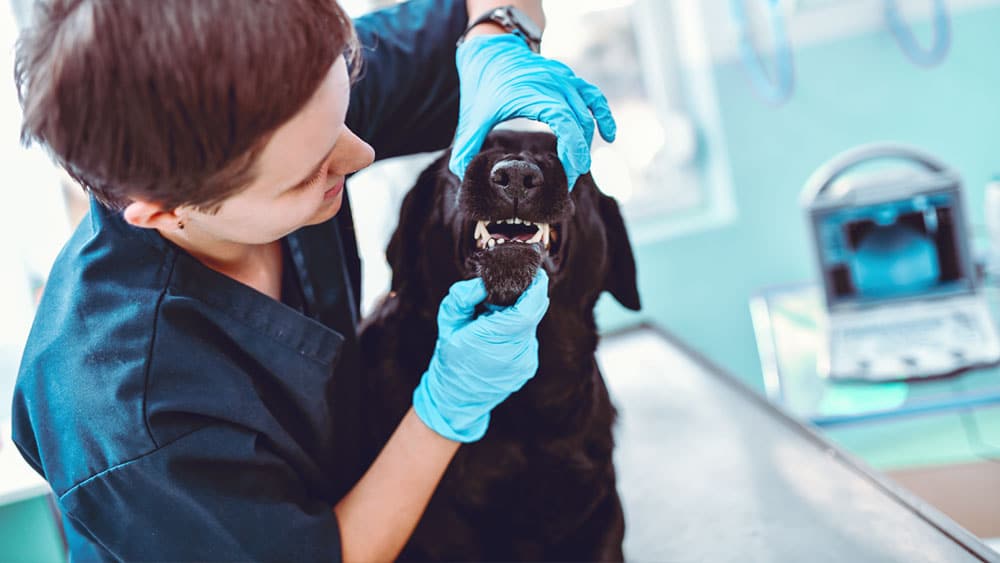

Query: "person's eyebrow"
<box><xmin>282</xmin><ymin>142</ymin><xmax>337</xmax><ymax>193</ymax></box>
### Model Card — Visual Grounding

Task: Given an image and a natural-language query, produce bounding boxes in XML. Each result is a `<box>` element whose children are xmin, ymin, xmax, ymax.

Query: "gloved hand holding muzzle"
<box><xmin>412</xmin><ymin>269</ymin><xmax>550</xmax><ymax>442</ymax></box>
<box><xmin>449</xmin><ymin>34</ymin><xmax>617</xmax><ymax>191</ymax></box>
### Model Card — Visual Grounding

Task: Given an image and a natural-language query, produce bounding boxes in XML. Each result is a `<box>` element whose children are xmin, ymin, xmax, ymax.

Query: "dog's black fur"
<box><xmin>360</xmin><ymin>130</ymin><xmax>640</xmax><ymax>561</ymax></box>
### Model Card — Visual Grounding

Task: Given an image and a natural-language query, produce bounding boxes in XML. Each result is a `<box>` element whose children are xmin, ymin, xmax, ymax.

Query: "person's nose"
<box><xmin>489</xmin><ymin>159</ymin><xmax>543</xmax><ymax>202</ymax></box>
<box><xmin>329</xmin><ymin>127</ymin><xmax>375</xmax><ymax>177</ymax></box>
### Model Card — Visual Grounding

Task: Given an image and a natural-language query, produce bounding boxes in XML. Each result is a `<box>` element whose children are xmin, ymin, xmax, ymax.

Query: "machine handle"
<box><xmin>801</xmin><ymin>142</ymin><xmax>953</xmax><ymax>205</ymax></box>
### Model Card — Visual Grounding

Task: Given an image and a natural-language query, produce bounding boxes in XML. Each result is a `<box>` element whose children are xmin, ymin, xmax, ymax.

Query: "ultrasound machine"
<box><xmin>801</xmin><ymin>143</ymin><xmax>1000</xmax><ymax>381</ymax></box>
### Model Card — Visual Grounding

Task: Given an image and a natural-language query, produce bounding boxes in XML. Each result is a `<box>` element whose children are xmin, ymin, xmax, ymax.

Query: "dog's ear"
<box><xmin>386</xmin><ymin>155</ymin><xmax>447</xmax><ymax>291</ymax></box>
<box><xmin>597</xmin><ymin>190</ymin><xmax>641</xmax><ymax>311</ymax></box>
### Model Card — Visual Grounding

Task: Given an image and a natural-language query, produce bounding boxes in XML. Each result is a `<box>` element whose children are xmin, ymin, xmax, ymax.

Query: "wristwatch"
<box><xmin>457</xmin><ymin>5</ymin><xmax>543</xmax><ymax>54</ymax></box>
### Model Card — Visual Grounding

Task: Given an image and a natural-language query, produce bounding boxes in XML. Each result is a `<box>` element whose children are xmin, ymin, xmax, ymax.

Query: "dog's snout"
<box><xmin>490</xmin><ymin>159</ymin><xmax>542</xmax><ymax>199</ymax></box>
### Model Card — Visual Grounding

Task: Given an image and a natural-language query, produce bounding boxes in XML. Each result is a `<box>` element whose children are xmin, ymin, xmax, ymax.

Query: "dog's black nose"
<box><xmin>490</xmin><ymin>159</ymin><xmax>542</xmax><ymax>199</ymax></box>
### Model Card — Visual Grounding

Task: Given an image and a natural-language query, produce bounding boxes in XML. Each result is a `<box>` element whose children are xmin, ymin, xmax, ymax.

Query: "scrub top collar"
<box><xmin>90</xmin><ymin>197</ymin><xmax>352</xmax><ymax>367</ymax></box>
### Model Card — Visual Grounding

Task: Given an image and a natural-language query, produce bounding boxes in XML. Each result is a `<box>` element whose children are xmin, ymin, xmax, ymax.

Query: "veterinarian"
<box><xmin>11</xmin><ymin>0</ymin><xmax>615</xmax><ymax>560</ymax></box>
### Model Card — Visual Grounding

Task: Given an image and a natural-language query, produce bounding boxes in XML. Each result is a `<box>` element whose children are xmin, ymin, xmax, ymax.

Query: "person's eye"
<box><xmin>293</xmin><ymin>168</ymin><xmax>325</xmax><ymax>192</ymax></box>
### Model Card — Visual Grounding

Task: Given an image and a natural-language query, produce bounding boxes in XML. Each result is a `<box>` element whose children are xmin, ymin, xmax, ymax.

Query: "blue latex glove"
<box><xmin>449</xmin><ymin>34</ymin><xmax>617</xmax><ymax>190</ymax></box>
<box><xmin>412</xmin><ymin>269</ymin><xmax>550</xmax><ymax>442</ymax></box>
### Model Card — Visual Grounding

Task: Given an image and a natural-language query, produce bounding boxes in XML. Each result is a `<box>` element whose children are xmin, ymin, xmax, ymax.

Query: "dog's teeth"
<box><xmin>524</xmin><ymin>220</ymin><xmax>532</xmax><ymax>226</ymax></box>
<box><xmin>497</xmin><ymin>238</ymin><xmax>505</xmax><ymax>245</ymax></box>
<box><xmin>487</xmin><ymin>238</ymin><xmax>496</xmax><ymax>249</ymax></box>
<box><xmin>474</xmin><ymin>221</ymin><xmax>491</xmax><ymax>241</ymax></box>
<box><xmin>542</xmin><ymin>224</ymin><xmax>550</xmax><ymax>246</ymax></box>
<box><xmin>513</xmin><ymin>218</ymin><xmax>522</xmax><ymax>224</ymax></box>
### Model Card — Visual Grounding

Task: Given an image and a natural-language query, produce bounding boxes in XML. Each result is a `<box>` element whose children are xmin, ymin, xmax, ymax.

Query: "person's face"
<box><xmin>180</xmin><ymin>56</ymin><xmax>374</xmax><ymax>245</ymax></box>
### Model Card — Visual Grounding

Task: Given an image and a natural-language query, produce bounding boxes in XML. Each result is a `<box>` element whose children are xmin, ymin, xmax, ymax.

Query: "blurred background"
<box><xmin>2</xmin><ymin>0</ymin><xmax>1000</xmax><ymax>559</ymax></box>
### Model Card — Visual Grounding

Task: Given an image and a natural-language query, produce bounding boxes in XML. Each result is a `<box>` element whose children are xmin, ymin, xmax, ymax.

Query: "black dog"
<box><xmin>360</xmin><ymin>130</ymin><xmax>640</xmax><ymax>561</ymax></box>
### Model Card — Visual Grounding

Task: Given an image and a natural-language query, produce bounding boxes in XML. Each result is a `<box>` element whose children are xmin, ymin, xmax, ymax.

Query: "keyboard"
<box><xmin>826</xmin><ymin>298</ymin><xmax>1000</xmax><ymax>380</ymax></box>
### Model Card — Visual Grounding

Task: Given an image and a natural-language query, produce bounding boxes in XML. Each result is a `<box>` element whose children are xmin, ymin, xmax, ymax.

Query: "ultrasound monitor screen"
<box><xmin>815</xmin><ymin>191</ymin><xmax>971</xmax><ymax>305</ymax></box>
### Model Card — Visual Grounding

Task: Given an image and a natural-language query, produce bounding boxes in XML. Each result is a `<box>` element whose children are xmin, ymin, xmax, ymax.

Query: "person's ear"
<box><xmin>123</xmin><ymin>200</ymin><xmax>183</xmax><ymax>231</ymax></box>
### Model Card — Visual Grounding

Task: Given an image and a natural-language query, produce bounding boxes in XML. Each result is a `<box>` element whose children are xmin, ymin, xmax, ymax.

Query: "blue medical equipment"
<box><xmin>884</xmin><ymin>0</ymin><xmax>951</xmax><ymax>67</ymax></box>
<box><xmin>730</xmin><ymin>0</ymin><xmax>794</xmax><ymax>105</ymax></box>
<box><xmin>729</xmin><ymin>0</ymin><xmax>951</xmax><ymax>105</ymax></box>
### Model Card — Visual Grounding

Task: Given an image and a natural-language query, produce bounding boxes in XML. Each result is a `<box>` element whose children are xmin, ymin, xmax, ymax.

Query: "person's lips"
<box><xmin>324</xmin><ymin>179</ymin><xmax>345</xmax><ymax>200</ymax></box>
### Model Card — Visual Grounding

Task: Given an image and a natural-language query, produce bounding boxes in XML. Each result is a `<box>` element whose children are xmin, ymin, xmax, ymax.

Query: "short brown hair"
<box><xmin>15</xmin><ymin>0</ymin><xmax>359</xmax><ymax>212</ymax></box>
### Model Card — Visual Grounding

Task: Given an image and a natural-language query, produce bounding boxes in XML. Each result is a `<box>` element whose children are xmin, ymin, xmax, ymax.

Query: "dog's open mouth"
<box><xmin>473</xmin><ymin>218</ymin><xmax>556</xmax><ymax>251</ymax></box>
<box><xmin>469</xmin><ymin>216</ymin><xmax>565</xmax><ymax>272</ymax></box>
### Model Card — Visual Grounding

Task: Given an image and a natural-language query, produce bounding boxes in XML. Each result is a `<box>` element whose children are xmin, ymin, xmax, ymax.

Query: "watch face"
<box><xmin>503</xmin><ymin>6</ymin><xmax>543</xmax><ymax>43</ymax></box>
<box><xmin>458</xmin><ymin>5</ymin><xmax>542</xmax><ymax>52</ymax></box>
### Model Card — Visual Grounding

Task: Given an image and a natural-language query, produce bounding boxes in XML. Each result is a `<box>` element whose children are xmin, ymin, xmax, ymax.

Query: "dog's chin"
<box><xmin>466</xmin><ymin>243</ymin><xmax>544</xmax><ymax>307</ymax></box>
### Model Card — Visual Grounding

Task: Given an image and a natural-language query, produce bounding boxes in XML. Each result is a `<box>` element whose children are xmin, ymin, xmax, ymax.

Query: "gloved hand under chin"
<box><xmin>412</xmin><ymin>269</ymin><xmax>550</xmax><ymax>442</ymax></box>
<box><xmin>449</xmin><ymin>34</ymin><xmax>617</xmax><ymax>191</ymax></box>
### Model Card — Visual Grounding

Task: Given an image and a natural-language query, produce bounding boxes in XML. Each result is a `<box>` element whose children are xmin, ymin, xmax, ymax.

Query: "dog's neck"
<box><xmin>487</xmin><ymin>301</ymin><xmax>608</xmax><ymax>439</ymax></box>
<box><xmin>538</xmin><ymin>301</ymin><xmax>600</xmax><ymax>361</ymax></box>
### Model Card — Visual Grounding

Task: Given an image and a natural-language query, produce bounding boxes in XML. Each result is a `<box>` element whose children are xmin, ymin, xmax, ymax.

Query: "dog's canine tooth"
<box><xmin>527</xmin><ymin>227</ymin><xmax>544</xmax><ymax>244</ymax></box>
<box><xmin>487</xmin><ymin>238</ymin><xmax>496</xmax><ymax>249</ymax></box>
<box><xmin>474</xmin><ymin>221</ymin><xmax>491</xmax><ymax>241</ymax></box>
<box><xmin>542</xmin><ymin>223</ymin><xmax>550</xmax><ymax>247</ymax></box>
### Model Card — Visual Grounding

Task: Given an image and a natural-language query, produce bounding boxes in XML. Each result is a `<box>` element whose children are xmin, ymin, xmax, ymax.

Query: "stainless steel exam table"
<box><xmin>597</xmin><ymin>325</ymin><xmax>997</xmax><ymax>562</ymax></box>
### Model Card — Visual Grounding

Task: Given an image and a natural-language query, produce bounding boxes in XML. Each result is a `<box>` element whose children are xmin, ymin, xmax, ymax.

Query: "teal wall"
<box><xmin>0</xmin><ymin>497</ymin><xmax>64</xmax><ymax>562</ymax></box>
<box><xmin>600</xmin><ymin>6</ymin><xmax>1000</xmax><ymax>394</ymax></box>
